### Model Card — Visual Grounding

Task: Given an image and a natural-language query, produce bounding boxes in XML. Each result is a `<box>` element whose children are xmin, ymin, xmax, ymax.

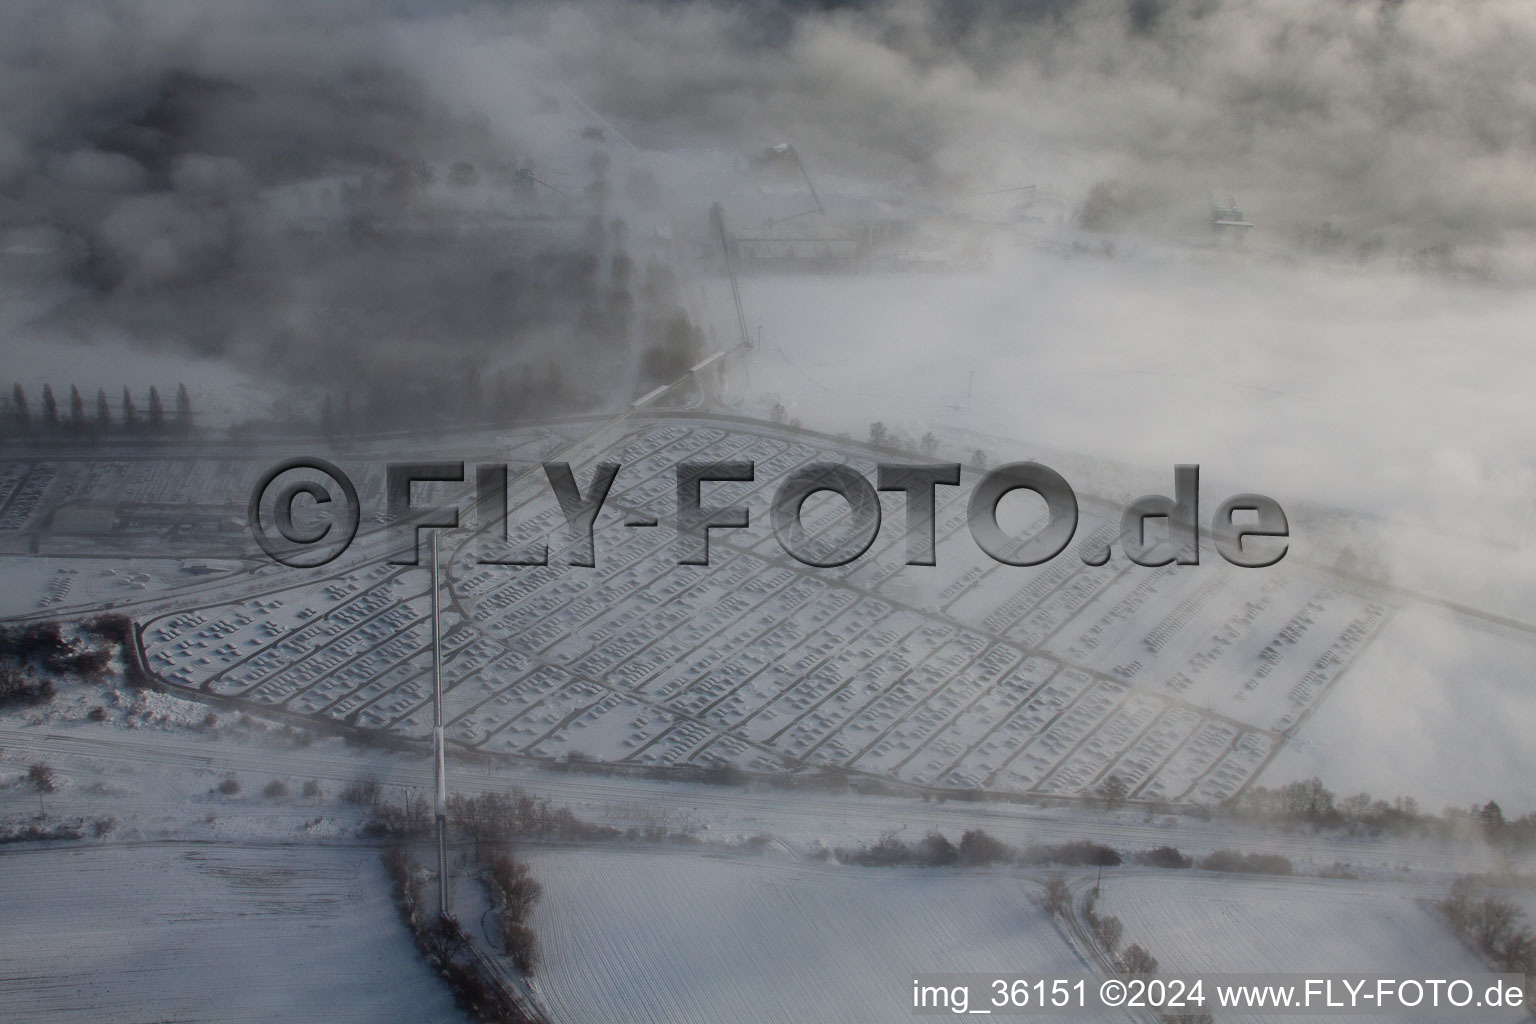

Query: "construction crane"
<box><xmin>759</xmin><ymin>142</ymin><xmax>825</xmax><ymax>225</ymax></box>
<box><xmin>1210</xmin><ymin>191</ymin><xmax>1253</xmax><ymax>246</ymax></box>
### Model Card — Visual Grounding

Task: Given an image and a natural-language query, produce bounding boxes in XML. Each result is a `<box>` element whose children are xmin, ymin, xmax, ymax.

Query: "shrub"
<box><xmin>1133</xmin><ymin>846</ymin><xmax>1192</xmax><ymax>869</ymax></box>
<box><xmin>835</xmin><ymin>832</ymin><xmax>915</xmax><ymax>867</ymax></box>
<box><xmin>699</xmin><ymin>762</ymin><xmax>747</xmax><ymax>787</ymax></box>
<box><xmin>87</xmin><ymin>705</ymin><xmax>108</xmax><ymax>722</ymax></box>
<box><xmin>341</xmin><ymin>777</ymin><xmax>380</xmax><ymax>806</ymax></box>
<box><xmin>1199</xmin><ymin>850</ymin><xmax>1292</xmax><ymax>875</ymax></box>
<box><xmin>1121</xmin><ymin>943</ymin><xmax>1159</xmax><ymax>975</ymax></box>
<box><xmin>0</xmin><ymin>665</ymin><xmax>54</xmax><ymax>709</ymax></box>
<box><xmin>1019</xmin><ymin>840</ymin><xmax>1121</xmax><ymax>867</ymax></box>
<box><xmin>216</xmin><ymin>777</ymin><xmax>241</xmax><ymax>796</ymax></box>
<box><xmin>918</xmin><ymin>831</ymin><xmax>959</xmax><ymax>867</ymax></box>
<box><xmin>1441</xmin><ymin>878</ymin><xmax>1536</xmax><ymax>973</ymax></box>
<box><xmin>302</xmin><ymin>780</ymin><xmax>321</xmax><ymax>798</ymax></box>
<box><xmin>263</xmin><ymin>779</ymin><xmax>289</xmax><ymax>799</ymax></box>
<box><xmin>381</xmin><ymin>844</ymin><xmax>419</xmax><ymax>907</ymax></box>
<box><xmin>1441</xmin><ymin>876</ymin><xmax>1478</xmax><ymax>933</ymax></box>
<box><xmin>364</xmin><ymin>794</ymin><xmax>432</xmax><ymax>839</ymax></box>
<box><xmin>1041</xmin><ymin>873</ymin><xmax>1071</xmax><ymax>916</ymax></box>
<box><xmin>1469</xmin><ymin>895</ymin><xmax>1522</xmax><ymax>958</ymax></box>
<box><xmin>83</xmin><ymin>614</ymin><xmax>134</xmax><ymax>647</ymax></box>
<box><xmin>448</xmin><ymin>789</ymin><xmax>619</xmax><ymax>847</ymax></box>
<box><xmin>10</xmin><ymin>622</ymin><xmax>69</xmax><ymax>667</ymax></box>
<box><xmin>68</xmin><ymin>647</ymin><xmax>112</xmax><ymax>681</ymax></box>
<box><xmin>1098</xmin><ymin>773</ymin><xmax>1129</xmax><ymax>809</ymax></box>
<box><xmin>957</xmin><ymin>828</ymin><xmax>1013</xmax><ymax>866</ymax></box>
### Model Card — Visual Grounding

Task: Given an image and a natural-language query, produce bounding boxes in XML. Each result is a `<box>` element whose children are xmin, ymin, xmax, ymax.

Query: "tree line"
<box><xmin>1441</xmin><ymin>877</ymin><xmax>1536</xmax><ymax>975</ymax></box>
<box><xmin>3</xmin><ymin>383</ymin><xmax>193</xmax><ymax>437</ymax></box>
<box><xmin>1231</xmin><ymin>776</ymin><xmax>1536</xmax><ymax>847</ymax></box>
<box><xmin>0</xmin><ymin>618</ymin><xmax>124</xmax><ymax>711</ymax></box>
<box><xmin>381</xmin><ymin>845</ymin><xmax>538</xmax><ymax>1024</ymax></box>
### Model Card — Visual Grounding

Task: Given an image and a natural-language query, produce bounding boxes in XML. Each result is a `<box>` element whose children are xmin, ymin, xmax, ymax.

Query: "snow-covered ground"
<box><xmin>0</xmin><ymin>843</ymin><xmax>467</xmax><ymax>1024</ymax></box>
<box><xmin>2</xmin><ymin>690</ymin><xmax>1528</xmax><ymax>1023</ymax></box>
<box><xmin>516</xmin><ymin>847</ymin><xmax>1520</xmax><ymax>1024</ymax></box>
<box><xmin>524</xmin><ymin>847</ymin><xmax>1085</xmax><ymax>1024</ymax></box>
<box><xmin>1265</xmin><ymin>606</ymin><xmax>1536</xmax><ymax>808</ymax></box>
<box><xmin>697</xmin><ymin>254</ymin><xmax>1536</xmax><ymax>808</ymax></box>
<box><xmin>1095</xmin><ymin>869</ymin><xmax>1522</xmax><ymax>1024</ymax></box>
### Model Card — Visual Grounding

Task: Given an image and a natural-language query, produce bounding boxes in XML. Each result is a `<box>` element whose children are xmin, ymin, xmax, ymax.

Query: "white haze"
<box><xmin>4</xmin><ymin>0</ymin><xmax>1535</xmax><ymax>804</ymax></box>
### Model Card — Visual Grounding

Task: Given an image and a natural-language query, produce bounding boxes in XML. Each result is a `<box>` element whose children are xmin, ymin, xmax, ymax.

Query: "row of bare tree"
<box><xmin>4</xmin><ymin>383</ymin><xmax>193</xmax><ymax>434</ymax></box>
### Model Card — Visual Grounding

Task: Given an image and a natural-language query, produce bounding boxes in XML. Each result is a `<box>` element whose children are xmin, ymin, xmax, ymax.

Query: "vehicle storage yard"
<box><xmin>121</xmin><ymin>419</ymin><xmax>1392</xmax><ymax>804</ymax></box>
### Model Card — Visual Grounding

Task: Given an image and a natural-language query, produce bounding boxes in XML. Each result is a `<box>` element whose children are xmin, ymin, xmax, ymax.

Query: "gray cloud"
<box><xmin>5</xmin><ymin>0</ymin><xmax>1536</xmax><ymax>417</ymax></box>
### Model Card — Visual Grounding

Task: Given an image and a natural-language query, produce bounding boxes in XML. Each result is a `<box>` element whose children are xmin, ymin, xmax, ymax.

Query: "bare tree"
<box><xmin>1279</xmin><ymin>777</ymin><xmax>1335</xmax><ymax>821</ymax></box>
<box><xmin>1121</xmin><ymin>943</ymin><xmax>1158</xmax><ymax>975</ymax></box>
<box><xmin>11</xmin><ymin>384</ymin><xmax>28</xmax><ymax>426</ymax></box>
<box><xmin>1470</xmin><ymin>895</ymin><xmax>1524</xmax><ymax>957</ymax></box>
<box><xmin>1495</xmin><ymin>928</ymin><xmax>1536</xmax><ymax>973</ymax></box>
<box><xmin>489</xmin><ymin>856</ymin><xmax>543</xmax><ymax>921</ymax></box>
<box><xmin>41</xmin><ymin>384</ymin><xmax>58</xmax><ymax>427</ymax></box>
<box><xmin>147</xmin><ymin>386</ymin><xmax>164</xmax><ymax>428</ymax></box>
<box><xmin>69</xmin><ymin>385</ymin><xmax>84</xmax><ymax>430</ymax></box>
<box><xmin>868</xmin><ymin>421</ymin><xmax>889</xmax><ymax>449</ymax></box>
<box><xmin>96</xmin><ymin>388</ymin><xmax>110</xmax><ymax>429</ymax></box>
<box><xmin>1442</xmin><ymin>876</ymin><xmax>1478</xmax><ymax>933</ymax></box>
<box><xmin>1041</xmin><ymin>873</ymin><xmax>1071</xmax><ymax>916</ymax></box>
<box><xmin>28</xmin><ymin>763</ymin><xmax>57</xmax><ymax>816</ymax></box>
<box><xmin>1093</xmin><ymin>914</ymin><xmax>1123</xmax><ymax>955</ymax></box>
<box><xmin>1099</xmin><ymin>773</ymin><xmax>1129</xmax><ymax>810</ymax></box>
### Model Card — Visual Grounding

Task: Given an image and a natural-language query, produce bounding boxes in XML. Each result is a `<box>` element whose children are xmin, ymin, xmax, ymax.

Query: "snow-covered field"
<box><xmin>1266</xmin><ymin>606</ymin><xmax>1536</xmax><ymax>808</ymax></box>
<box><xmin>1</xmin><ymin>695</ymin><xmax>1529</xmax><ymax>1024</ymax></box>
<box><xmin>519</xmin><ymin>848</ymin><xmax>1524</xmax><ymax>1024</ymax></box>
<box><xmin>1095</xmin><ymin>869</ymin><xmax>1521</xmax><ymax>1024</ymax></box>
<box><xmin>0</xmin><ymin>843</ymin><xmax>466</xmax><ymax>1024</ymax></box>
<box><xmin>524</xmin><ymin>847</ymin><xmax>1085</xmax><ymax>1024</ymax></box>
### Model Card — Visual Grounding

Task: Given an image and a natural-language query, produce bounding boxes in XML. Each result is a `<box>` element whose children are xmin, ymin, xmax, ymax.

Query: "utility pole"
<box><xmin>432</xmin><ymin>530</ymin><xmax>449</xmax><ymax>920</ymax></box>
